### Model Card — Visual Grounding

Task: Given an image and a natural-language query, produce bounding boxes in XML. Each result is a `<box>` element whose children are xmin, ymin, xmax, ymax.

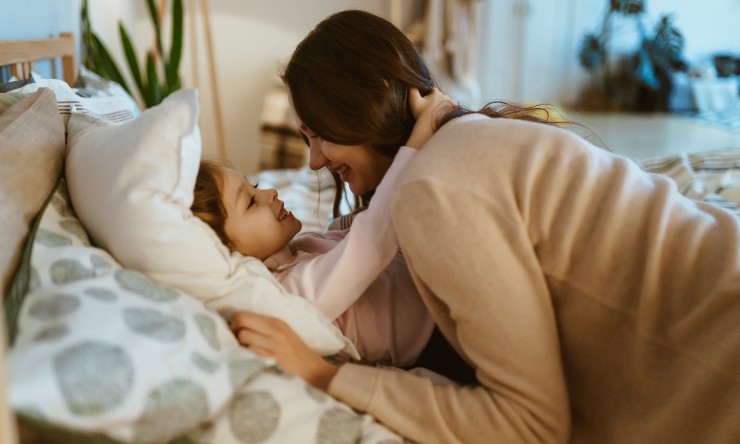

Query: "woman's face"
<box><xmin>291</xmin><ymin>107</ymin><xmax>393</xmax><ymax>196</ymax></box>
<box><xmin>219</xmin><ymin>167</ymin><xmax>302</xmax><ymax>260</ymax></box>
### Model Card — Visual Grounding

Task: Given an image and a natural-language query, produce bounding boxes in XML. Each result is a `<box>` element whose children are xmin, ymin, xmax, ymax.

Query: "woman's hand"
<box><xmin>230</xmin><ymin>312</ymin><xmax>339</xmax><ymax>391</ymax></box>
<box><xmin>406</xmin><ymin>87</ymin><xmax>457</xmax><ymax>149</ymax></box>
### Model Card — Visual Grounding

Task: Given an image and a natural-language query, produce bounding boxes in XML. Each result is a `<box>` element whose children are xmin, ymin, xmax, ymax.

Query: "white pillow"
<box><xmin>65</xmin><ymin>89</ymin><xmax>356</xmax><ymax>358</ymax></box>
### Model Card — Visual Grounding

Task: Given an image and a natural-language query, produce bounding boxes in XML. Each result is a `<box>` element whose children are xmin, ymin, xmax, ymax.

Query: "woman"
<box><xmin>232</xmin><ymin>10</ymin><xmax>740</xmax><ymax>443</ymax></box>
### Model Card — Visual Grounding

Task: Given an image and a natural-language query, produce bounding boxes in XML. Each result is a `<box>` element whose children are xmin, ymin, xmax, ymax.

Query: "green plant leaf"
<box><xmin>146</xmin><ymin>0</ymin><xmax>165</xmax><ymax>59</ymax></box>
<box><xmin>89</xmin><ymin>33</ymin><xmax>132</xmax><ymax>95</ymax></box>
<box><xmin>80</xmin><ymin>0</ymin><xmax>93</xmax><ymax>67</ymax></box>
<box><xmin>118</xmin><ymin>22</ymin><xmax>147</xmax><ymax>103</ymax></box>
<box><xmin>578</xmin><ymin>33</ymin><xmax>604</xmax><ymax>71</ymax></box>
<box><xmin>79</xmin><ymin>0</ymin><xmax>183</xmax><ymax>107</ymax></box>
<box><xmin>635</xmin><ymin>46</ymin><xmax>658</xmax><ymax>89</ymax></box>
<box><xmin>166</xmin><ymin>0</ymin><xmax>184</xmax><ymax>93</ymax></box>
<box><xmin>86</xmin><ymin>40</ymin><xmax>106</xmax><ymax>76</ymax></box>
<box><xmin>81</xmin><ymin>0</ymin><xmax>108</xmax><ymax>79</ymax></box>
<box><xmin>651</xmin><ymin>15</ymin><xmax>684</xmax><ymax>63</ymax></box>
<box><xmin>146</xmin><ymin>51</ymin><xmax>163</xmax><ymax>107</ymax></box>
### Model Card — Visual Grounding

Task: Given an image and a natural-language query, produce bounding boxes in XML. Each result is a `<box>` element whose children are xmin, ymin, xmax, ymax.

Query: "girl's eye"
<box><xmin>246</xmin><ymin>181</ymin><xmax>258</xmax><ymax>209</ymax></box>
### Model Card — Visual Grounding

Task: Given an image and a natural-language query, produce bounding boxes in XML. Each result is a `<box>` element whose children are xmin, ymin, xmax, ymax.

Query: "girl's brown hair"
<box><xmin>283</xmin><ymin>10</ymin><xmax>571</xmax><ymax>215</ymax></box>
<box><xmin>191</xmin><ymin>160</ymin><xmax>232</xmax><ymax>249</ymax></box>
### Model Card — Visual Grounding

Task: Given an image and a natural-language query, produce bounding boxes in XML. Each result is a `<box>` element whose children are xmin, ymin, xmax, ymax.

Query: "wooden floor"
<box><xmin>564</xmin><ymin>112</ymin><xmax>740</xmax><ymax>160</ymax></box>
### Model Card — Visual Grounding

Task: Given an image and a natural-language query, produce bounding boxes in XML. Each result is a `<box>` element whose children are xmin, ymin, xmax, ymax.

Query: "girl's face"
<box><xmin>291</xmin><ymin>108</ymin><xmax>393</xmax><ymax>196</ymax></box>
<box><xmin>219</xmin><ymin>167</ymin><xmax>302</xmax><ymax>260</ymax></box>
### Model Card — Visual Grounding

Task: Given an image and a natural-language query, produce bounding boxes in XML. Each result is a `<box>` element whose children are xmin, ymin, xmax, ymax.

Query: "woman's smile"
<box><xmin>290</xmin><ymin>107</ymin><xmax>392</xmax><ymax>195</ymax></box>
<box><xmin>335</xmin><ymin>164</ymin><xmax>350</xmax><ymax>181</ymax></box>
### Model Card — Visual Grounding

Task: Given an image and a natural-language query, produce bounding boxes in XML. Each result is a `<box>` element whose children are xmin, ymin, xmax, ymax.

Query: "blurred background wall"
<box><xmin>1</xmin><ymin>0</ymin><xmax>738</xmax><ymax>173</ymax></box>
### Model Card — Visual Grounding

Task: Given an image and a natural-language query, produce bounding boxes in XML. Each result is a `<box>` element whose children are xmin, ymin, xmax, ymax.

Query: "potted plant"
<box><xmin>578</xmin><ymin>0</ymin><xmax>687</xmax><ymax>111</ymax></box>
<box><xmin>81</xmin><ymin>0</ymin><xmax>184</xmax><ymax>108</ymax></box>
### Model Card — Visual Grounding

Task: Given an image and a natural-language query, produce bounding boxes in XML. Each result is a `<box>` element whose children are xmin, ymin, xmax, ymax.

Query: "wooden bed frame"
<box><xmin>0</xmin><ymin>33</ymin><xmax>76</xmax><ymax>85</ymax></box>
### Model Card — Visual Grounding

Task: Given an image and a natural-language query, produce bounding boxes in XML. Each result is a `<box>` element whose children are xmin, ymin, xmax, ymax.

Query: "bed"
<box><xmin>3</xmin><ymin>34</ymin><xmax>740</xmax><ymax>444</ymax></box>
<box><xmin>0</xmin><ymin>35</ymin><xmax>401</xmax><ymax>444</ymax></box>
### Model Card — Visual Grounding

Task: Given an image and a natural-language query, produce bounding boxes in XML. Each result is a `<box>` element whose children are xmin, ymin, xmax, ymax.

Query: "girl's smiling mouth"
<box><xmin>278</xmin><ymin>204</ymin><xmax>292</xmax><ymax>221</ymax></box>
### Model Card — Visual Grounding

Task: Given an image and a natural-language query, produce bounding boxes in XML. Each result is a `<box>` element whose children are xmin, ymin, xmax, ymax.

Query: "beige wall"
<box><xmin>189</xmin><ymin>1</ymin><xmax>393</xmax><ymax>174</ymax></box>
<box><xmin>85</xmin><ymin>0</ymin><xmax>397</xmax><ymax>174</ymax></box>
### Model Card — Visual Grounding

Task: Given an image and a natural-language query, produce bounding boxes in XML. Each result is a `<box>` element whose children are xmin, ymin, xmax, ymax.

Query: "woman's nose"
<box><xmin>308</xmin><ymin>141</ymin><xmax>329</xmax><ymax>171</ymax></box>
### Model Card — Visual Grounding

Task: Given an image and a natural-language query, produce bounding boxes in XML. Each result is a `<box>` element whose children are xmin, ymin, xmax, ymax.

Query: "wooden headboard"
<box><xmin>0</xmin><ymin>33</ymin><xmax>76</xmax><ymax>86</ymax></box>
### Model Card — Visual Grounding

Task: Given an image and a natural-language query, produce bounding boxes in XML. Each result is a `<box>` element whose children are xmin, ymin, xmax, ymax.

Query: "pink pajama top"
<box><xmin>263</xmin><ymin>147</ymin><xmax>434</xmax><ymax>366</ymax></box>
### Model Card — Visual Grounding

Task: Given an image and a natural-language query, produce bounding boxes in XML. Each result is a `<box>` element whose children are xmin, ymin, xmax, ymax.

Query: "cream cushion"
<box><xmin>65</xmin><ymin>89</ymin><xmax>356</xmax><ymax>357</ymax></box>
<box><xmin>0</xmin><ymin>88</ymin><xmax>64</xmax><ymax>297</ymax></box>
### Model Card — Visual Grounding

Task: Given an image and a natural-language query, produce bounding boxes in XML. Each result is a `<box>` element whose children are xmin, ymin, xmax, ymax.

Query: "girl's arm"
<box><xmin>274</xmin><ymin>88</ymin><xmax>454</xmax><ymax>320</ymax></box>
<box><xmin>275</xmin><ymin>146</ymin><xmax>413</xmax><ymax>320</ymax></box>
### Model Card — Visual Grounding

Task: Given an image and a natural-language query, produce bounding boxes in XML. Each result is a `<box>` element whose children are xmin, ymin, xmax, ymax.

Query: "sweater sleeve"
<box><xmin>273</xmin><ymin>146</ymin><xmax>416</xmax><ymax>321</ymax></box>
<box><xmin>329</xmin><ymin>116</ymin><xmax>574</xmax><ymax>443</ymax></box>
<box><xmin>329</xmin><ymin>184</ymin><xmax>571</xmax><ymax>443</ymax></box>
<box><xmin>329</xmin><ymin>115</ymin><xmax>740</xmax><ymax>443</ymax></box>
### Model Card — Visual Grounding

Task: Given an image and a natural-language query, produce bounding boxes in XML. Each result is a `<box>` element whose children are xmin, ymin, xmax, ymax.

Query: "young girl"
<box><xmin>191</xmin><ymin>88</ymin><xmax>452</xmax><ymax>367</ymax></box>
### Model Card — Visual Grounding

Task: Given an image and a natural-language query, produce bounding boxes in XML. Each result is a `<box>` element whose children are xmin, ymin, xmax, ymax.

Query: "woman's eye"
<box><xmin>247</xmin><ymin>195</ymin><xmax>256</xmax><ymax>209</ymax></box>
<box><xmin>299</xmin><ymin>131</ymin><xmax>318</xmax><ymax>147</ymax></box>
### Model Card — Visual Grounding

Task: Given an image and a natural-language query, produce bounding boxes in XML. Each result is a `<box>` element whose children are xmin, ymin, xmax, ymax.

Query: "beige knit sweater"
<box><xmin>328</xmin><ymin>115</ymin><xmax>740</xmax><ymax>443</ymax></box>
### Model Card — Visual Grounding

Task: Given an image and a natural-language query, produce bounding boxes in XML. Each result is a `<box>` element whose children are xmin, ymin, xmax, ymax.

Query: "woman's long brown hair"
<box><xmin>283</xmin><ymin>10</ymin><xmax>573</xmax><ymax>217</ymax></box>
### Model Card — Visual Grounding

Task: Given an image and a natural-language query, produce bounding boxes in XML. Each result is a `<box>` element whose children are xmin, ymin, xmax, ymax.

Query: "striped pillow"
<box><xmin>0</xmin><ymin>77</ymin><xmax>139</xmax><ymax>126</ymax></box>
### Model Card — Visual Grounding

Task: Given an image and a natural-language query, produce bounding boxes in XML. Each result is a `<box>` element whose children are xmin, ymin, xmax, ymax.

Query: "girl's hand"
<box><xmin>406</xmin><ymin>87</ymin><xmax>457</xmax><ymax>149</ymax></box>
<box><xmin>230</xmin><ymin>312</ymin><xmax>339</xmax><ymax>391</ymax></box>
